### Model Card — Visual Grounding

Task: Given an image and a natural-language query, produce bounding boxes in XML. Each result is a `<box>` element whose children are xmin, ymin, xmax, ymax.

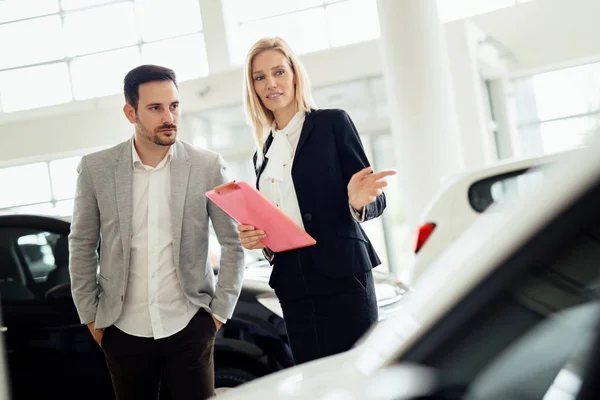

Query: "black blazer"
<box><xmin>253</xmin><ymin>109</ymin><xmax>386</xmax><ymax>277</ymax></box>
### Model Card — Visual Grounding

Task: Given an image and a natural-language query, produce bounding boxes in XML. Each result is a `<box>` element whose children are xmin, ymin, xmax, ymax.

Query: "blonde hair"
<box><xmin>243</xmin><ymin>37</ymin><xmax>317</xmax><ymax>166</ymax></box>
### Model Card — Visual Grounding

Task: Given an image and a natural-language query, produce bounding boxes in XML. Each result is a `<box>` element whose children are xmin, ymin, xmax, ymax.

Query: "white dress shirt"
<box><xmin>259</xmin><ymin>112</ymin><xmax>306</xmax><ymax>229</ymax></box>
<box><xmin>114</xmin><ymin>143</ymin><xmax>200</xmax><ymax>339</ymax></box>
<box><xmin>259</xmin><ymin>112</ymin><xmax>365</xmax><ymax>229</ymax></box>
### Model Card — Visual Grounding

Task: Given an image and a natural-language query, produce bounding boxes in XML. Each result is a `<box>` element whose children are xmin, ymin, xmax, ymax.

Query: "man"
<box><xmin>68</xmin><ymin>64</ymin><xmax>245</xmax><ymax>399</ymax></box>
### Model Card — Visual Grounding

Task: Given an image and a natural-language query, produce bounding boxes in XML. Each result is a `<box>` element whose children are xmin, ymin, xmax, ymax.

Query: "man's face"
<box><xmin>125</xmin><ymin>80</ymin><xmax>180</xmax><ymax>146</ymax></box>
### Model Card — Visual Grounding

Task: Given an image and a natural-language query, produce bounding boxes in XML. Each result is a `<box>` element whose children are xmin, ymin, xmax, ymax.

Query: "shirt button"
<box><xmin>271</xmin><ymin>179</ymin><xmax>275</xmax><ymax>183</ymax></box>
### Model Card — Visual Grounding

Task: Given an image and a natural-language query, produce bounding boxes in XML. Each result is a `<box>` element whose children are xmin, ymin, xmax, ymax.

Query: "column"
<box><xmin>198</xmin><ymin>0</ymin><xmax>231</xmax><ymax>74</ymax></box>
<box><xmin>376</xmin><ymin>0</ymin><xmax>464</xmax><ymax>249</ymax></box>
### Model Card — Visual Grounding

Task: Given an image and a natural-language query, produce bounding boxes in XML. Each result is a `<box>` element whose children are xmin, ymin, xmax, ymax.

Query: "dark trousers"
<box><xmin>272</xmin><ymin>249</ymin><xmax>378</xmax><ymax>365</ymax></box>
<box><xmin>102</xmin><ymin>308</ymin><xmax>216</xmax><ymax>400</ymax></box>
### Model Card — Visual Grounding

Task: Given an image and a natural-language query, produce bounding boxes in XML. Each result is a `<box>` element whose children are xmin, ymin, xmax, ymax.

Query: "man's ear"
<box><xmin>123</xmin><ymin>104</ymin><xmax>136</xmax><ymax>124</ymax></box>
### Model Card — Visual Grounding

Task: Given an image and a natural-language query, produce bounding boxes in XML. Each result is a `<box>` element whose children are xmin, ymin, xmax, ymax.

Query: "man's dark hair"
<box><xmin>123</xmin><ymin>65</ymin><xmax>178</xmax><ymax>110</ymax></box>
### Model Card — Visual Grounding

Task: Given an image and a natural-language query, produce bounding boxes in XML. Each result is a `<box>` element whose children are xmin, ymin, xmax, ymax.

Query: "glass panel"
<box><xmin>141</xmin><ymin>34</ymin><xmax>209</xmax><ymax>81</ymax></box>
<box><xmin>0</xmin><ymin>63</ymin><xmax>72</xmax><ymax>112</ymax></box>
<box><xmin>55</xmin><ymin>199</ymin><xmax>75</xmax><ymax>217</ymax></box>
<box><xmin>325</xmin><ymin>0</ymin><xmax>380</xmax><ymax>47</ymax></box>
<box><xmin>234</xmin><ymin>8</ymin><xmax>327</xmax><ymax>64</ymax></box>
<box><xmin>539</xmin><ymin>116</ymin><xmax>599</xmax><ymax>155</ymax></box>
<box><xmin>437</xmin><ymin>0</ymin><xmax>515</xmax><ymax>22</ymax></box>
<box><xmin>224</xmin><ymin>0</ymin><xmax>324</xmax><ymax>23</ymax></box>
<box><xmin>372</xmin><ymin>134</ymin><xmax>408</xmax><ymax>278</ymax></box>
<box><xmin>60</xmin><ymin>0</ymin><xmax>116</xmax><ymax>11</ymax></box>
<box><xmin>533</xmin><ymin>62</ymin><xmax>600</xmax><ymax>121</ymax></box>
<box><xmin>135</xmin><ymin>0</ymin><xmax>203</xmax><ymax>42</ymax></box>
<box><xmin>49</xmin><ymin>156</ymin><xmax>81</xmax><ymax>200</ymax></box>
<box><xmin>355</xmin><ymin>134</ymin><xmax>389</xmax><ymax>270</ymax></box>
<box><xmin>0</xmin><ymin>16</ymin><xmax>65</xmax><ymax>70</ymax></box>
<box><xmin>0</xmin><ymin>163</ymin><xmax>52</xmax><ymax>208</ymax></box>
<box><xmin>63</xmin><ymin>2</ymin><xmax>138</xmax><ymax>56</ymax></box>
<box><xmin>70</xmin><ymin>47</ymin><xmax>141</xmax><ymax>100</ymax></box>
<box><xmin>0</xmin><ymin>0</ymin><xmax>59</xmax><ymax>24</ymax></box>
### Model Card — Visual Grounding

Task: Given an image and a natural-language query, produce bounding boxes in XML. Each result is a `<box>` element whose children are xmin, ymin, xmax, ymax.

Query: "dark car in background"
<box><xmin>0</xmin><ymin>214</ymin><xmax>406</xmax><ymax>399</ymax></box>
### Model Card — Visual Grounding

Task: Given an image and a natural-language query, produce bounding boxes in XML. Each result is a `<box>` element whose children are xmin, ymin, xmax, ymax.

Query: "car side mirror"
<box><xmin>45</xmin><ymin>283</ymin><xmax>76</xmax><ymax>312</ymax></box>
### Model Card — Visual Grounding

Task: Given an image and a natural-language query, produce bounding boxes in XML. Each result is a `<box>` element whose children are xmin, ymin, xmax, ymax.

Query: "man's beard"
<box><xmin>136</xmin><ymin>120</ymin><xmax>177</xmax><ymax>146</ymax></box>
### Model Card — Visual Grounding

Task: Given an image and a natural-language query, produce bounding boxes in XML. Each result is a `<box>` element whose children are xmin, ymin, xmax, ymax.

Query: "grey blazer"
<box><xmin>68</xmin><ymin>138</ymin><xmax>245</xmax><ymax>329</ymax></box>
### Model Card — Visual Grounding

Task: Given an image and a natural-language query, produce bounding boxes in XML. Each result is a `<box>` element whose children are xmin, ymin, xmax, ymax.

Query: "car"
<box><xmin>215</xmin><ymin>140</ymin><xmax>600</xmax><ymax>400</ymax></box>
<box><xmin>410</xmin><ymin>148</ymin><xmax>582</xmax><ymax>281</ymax></box>
<box><xmin>0</xmin><ymin>214</ymin><xmax>406</xmax><ymax>399</ymax></box>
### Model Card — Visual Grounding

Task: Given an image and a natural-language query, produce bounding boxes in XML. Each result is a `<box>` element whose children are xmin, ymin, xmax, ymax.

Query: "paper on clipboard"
<box><xmin>206</xmin><ymin>180</ymin><xmax>316</xmax><ymax>253</ymax></box>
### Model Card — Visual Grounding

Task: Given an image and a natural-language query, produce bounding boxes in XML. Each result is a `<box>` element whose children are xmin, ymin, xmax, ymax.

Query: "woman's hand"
<box><xmin>348</xmin><ymin>167</ymin><xmax>397</xmax><ymax>212</ymax></box>
<box><xmin>237</xmin><ymin>225</ymin><xmax>267</xmax><ymax>250</ymax></box>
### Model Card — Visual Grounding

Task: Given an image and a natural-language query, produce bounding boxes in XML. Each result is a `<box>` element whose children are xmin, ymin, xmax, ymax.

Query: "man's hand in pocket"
<box><xmin>86</xmin><ymin>321</ymin><xmax>104</xmax><ymax>347</ymax></box>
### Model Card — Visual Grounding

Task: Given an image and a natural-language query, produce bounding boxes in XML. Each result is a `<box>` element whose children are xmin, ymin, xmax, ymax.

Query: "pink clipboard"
<box><xmin>206</xmin><ymin>180</ymin><xmax>316</xmax><ymax>253</ymax></box>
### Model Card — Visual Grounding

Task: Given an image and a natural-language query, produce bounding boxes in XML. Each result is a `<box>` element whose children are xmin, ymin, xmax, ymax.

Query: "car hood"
<box><xmin>214</xmin><ymin>344</ymin><xmax>436</xmax><ymax>400</ymax></box>
<box><xmin>215</xmin><ymin>348</ymin><xmax>361</xmax><ymax>399</ymax></box>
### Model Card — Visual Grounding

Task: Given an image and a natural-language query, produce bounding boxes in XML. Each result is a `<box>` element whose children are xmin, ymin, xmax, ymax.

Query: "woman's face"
<box><xmin>251</xmin><ymin>50</ymin><xmax>296</xmax><ymax>114</ymax></box>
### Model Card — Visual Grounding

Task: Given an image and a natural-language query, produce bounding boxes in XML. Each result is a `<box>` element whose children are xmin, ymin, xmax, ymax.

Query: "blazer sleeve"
<box><xmin>207</xmin><ymin>154</ymin><xmax>246</xmax><ymax>320</ymax></box>
<box><xmin>68</xmin><ymin>157</ymin><xmax>101</xmax><ymax>325</ymax></box>
<box><xmin>332</xmin><ymin>110</ymin><xmax>387</xmax><ymax>221</ymax></box>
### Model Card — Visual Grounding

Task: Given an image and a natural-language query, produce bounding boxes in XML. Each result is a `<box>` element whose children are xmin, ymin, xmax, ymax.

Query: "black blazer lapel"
<box><xmin>293</xmin><ymin>110</ymin><xmax>316</xmax><ymax>168</ymax></box>
<box><xmin>255</xmin><ymin>132</ymin><xmax>274</xmax><ymax>189</ymax></box>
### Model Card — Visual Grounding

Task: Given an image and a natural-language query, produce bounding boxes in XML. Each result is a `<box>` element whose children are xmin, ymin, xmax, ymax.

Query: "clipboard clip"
<box><xmin>213</xmin><ymin>181</ymin><xmax>240</xmax><ymax>194</ymax></box>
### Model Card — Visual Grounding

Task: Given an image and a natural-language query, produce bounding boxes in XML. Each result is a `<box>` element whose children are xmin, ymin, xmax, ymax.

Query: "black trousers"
<box><xmin>272</xmin><ymin>249</ymin><xmax>378</xmax><ymax>365</ymax></box>
<box><xmin>102</xmin><ymin>308</ymin><xmax>216</xmax><ymax>400</ymax></box>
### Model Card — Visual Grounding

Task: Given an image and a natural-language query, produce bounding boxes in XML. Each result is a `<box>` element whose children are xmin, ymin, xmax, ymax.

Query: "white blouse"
<box><xmin>259</xmin><ymin>111</ymin><xmax>306</xmax><ymax>230</ymax></box>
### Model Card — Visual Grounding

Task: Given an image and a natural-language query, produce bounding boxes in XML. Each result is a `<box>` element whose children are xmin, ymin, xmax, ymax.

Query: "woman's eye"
<box><xmin>254</xmin><ymin>76</ymin><xmax>264</xmax><ymax>81</ymax></box>
<box><xmin>275</xmin><ymin>70</ymin><xmax>284</xmax><ymax>76</ymax></box>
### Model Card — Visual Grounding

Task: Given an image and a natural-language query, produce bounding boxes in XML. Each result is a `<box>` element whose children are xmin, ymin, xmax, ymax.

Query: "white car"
<box><xmin>214</xmin><ymin>140</ymin><xmax>600</xmax><ymax>400</ymax></box>
<box><xmin>410</xmin><ymin>148</ymin><xmax>581</xmax><ymax>281</ymax></box>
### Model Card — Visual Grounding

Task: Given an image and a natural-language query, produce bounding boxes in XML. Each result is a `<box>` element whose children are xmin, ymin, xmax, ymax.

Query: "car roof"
<box><xmin>354</xmin><ymin>142</ymin><xmax>600</xmax><ymax>374</ymax></box>
<box><xmin>444</xmin><ymin>148</ymin><xmax>583</xmax><ymax>188</ymax></box>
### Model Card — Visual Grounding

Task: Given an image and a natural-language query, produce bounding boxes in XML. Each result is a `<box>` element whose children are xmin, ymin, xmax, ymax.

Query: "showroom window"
<box><xmin>0</xmin><ymin>156</ymin><xmax>81</xmax><ymax>217</ymax></box>
<box><xmin>223</xmin><ymin>0</ymin><xmax>381</xmax><ymax>65</ymax></box>
<box><xmin>0</xmin><ymin>0</ymin><xmax>208</xmax><ymax>112</ymax></box>
<box><xmin>510</xmin><ymin>61</ymin><xmax>600</xmax><ymax>156</ymax></box>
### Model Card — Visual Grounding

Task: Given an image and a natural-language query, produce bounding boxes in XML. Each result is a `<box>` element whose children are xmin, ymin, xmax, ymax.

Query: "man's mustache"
<box><xmin>156</xmin><ymin>124</ymin><xmax>177</xmax><ymax>132</ymax></box>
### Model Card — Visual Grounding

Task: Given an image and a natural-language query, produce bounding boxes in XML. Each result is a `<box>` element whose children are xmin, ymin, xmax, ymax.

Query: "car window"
<box><xmin>468</xmin><ymin>167</ymin><xmax>545</xmax><ymax>212</ymax></box>
<box><xmin>17</xmin><ymin>233</ymin><xmax>56</xmax><ymax>283</ymax></box>
<box><xmin>0</xmin><ymin>227</ymin><xmax>70</xmax><ymax>302</ymax></box>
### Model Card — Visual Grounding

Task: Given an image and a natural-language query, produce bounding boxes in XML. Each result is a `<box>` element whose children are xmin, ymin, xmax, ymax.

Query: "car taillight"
<box><xmin>414</xmin><ymin>223</ymin><xmax>436</xmax><ymax>254</ymax></box>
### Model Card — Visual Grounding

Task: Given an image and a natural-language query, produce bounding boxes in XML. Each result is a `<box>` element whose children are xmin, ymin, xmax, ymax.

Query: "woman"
<box><xmin>238</xmin><ymin>37</ymin><xmax>395</xmax><ymax>364</ymax></box>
